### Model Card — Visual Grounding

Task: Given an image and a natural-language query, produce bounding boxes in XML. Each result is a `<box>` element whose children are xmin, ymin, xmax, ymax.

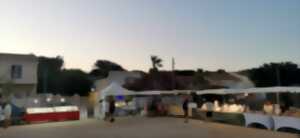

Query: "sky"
<box><xmin>0</xmin><ymin>0</ymin><xmax>299</xmax><ymax>72</ymax></box>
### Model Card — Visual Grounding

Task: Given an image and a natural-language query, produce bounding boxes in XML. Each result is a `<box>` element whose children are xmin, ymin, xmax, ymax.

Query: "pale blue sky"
<box><xmin>0</xmin><ymin>0</ymin><xmax>299</xmax><ymax>72</ymax></box>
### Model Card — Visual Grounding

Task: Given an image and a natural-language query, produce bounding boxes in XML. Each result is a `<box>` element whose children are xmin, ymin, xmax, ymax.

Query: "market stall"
<box><xmin>98</xmin><ymin>83</ymin><xmax>136</xmax><ymax>116</ymax></box>
<box><xmin>24</xmin><ymin>106</ymin><xmax>80</xmax><ymax>123</ymax></box>
<box><xmin>193</xmin><ymin>87</ymin><xmax>300</xmax><ymax>132</ymax></box>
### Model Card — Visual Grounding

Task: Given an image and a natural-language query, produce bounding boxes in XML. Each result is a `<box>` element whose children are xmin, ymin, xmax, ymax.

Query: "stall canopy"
<box><xmin>196</xmin><ymin>87</ymin><xmax>300</xmax><ymax>95</ymax></box>
<box><xmin>134</xmin><ymin>90</ymin><xmax>195</xmax><ymax>96</ymax></box>
<box><xmin>100</xmin><ymin>82</ymin><xmax>135</xmax><ymax>99</ymax></box>
<box><xmin>98</xmin><ymin>85</ymin><xmax>300</xmax><ymax>99</ymax></box>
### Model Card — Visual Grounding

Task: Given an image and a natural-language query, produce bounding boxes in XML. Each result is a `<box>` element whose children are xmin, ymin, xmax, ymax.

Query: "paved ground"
<box><xmin>0</xmin><ymin>117</ymin><xmax>299</xmax><ymax>138</ymax></box>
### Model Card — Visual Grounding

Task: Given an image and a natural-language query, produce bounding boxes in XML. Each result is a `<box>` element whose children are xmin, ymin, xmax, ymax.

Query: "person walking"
<box><xmin>182</xmin><ymin>97</ymin><xmax>189</xmax><ymax>123</ymax></box>
<box><xmin>99</xmin><ymin>98</ymin><xmax>109</xmax><ymax>121</ymax></box>
<box><xmin>108</xmin><ymin>97</ymin><xmax>116</xmax><ymax>123</ymax></box>
<box><xmin>0</xmin><ymin>94</ymin><xmax>4</xmax><ymax>125</ymax></box>
<box><xmin>0</xmin><ymin>105</ymin><xmax>4</xmax><ymax>127</ymax></box>
<box><xmin>3</xmin><ymin>102</ymin><xmax>12</xmax><ymax>129</ymax></box>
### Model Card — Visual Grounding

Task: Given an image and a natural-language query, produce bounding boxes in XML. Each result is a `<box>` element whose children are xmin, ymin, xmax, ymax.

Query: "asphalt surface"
<box><xmin>0</xmin><ymin>117</ymin><xmax>299</xmax><ymax>138</ymax></box>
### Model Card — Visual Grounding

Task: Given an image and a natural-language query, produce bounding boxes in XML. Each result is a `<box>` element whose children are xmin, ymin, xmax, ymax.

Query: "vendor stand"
<box><xmin>194</xmin><ymin>87</ymin><xmax>300</xmax><ymax>132</ymax></box>
<box><xmin>24</xmin><ymin>106</ymin><xmax>80</xmax><ymax>123</ymax></box>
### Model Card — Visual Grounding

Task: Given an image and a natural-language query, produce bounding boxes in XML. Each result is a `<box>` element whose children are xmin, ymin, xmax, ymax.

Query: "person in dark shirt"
<box><xmin>108</xmin><ymin>97</ymin><xmax>116</xmax><ymax>123</ymax></box>
<box><xmin>182</xmin><ymin>97</ymin><xmax>189</xmax><ymax>123</ymax></box>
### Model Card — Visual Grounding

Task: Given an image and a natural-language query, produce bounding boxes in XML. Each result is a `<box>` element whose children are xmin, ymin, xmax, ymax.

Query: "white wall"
<box><xmin>0</xmin><ymin>54</ymin><xmax>38</xmax><ymax>84</ymax></box>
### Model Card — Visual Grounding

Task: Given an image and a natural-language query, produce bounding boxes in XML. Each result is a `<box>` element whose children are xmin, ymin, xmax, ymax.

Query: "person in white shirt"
<box><xmin>3</xmin><ymin>102</ymin><xmax>12</xmax><ymax>129</ymax></box>
<box><xmin>263</xmin><ymin>101</ymin><xmax>274</xmax><ymax>115</ymax></box>
<box><xmin>205</xmin><ymin>101</ymin><xmax>214</xmax><ymax>118</ymax></box>
<box><xmin>100</xmin><ymin>98</ymin><xmax>109</xmax><ymax>121</ymax></box>
<box><xmin>0</xmin><ymin>106</ymin><xmax>4</xmax><ymax>122</ymax></box>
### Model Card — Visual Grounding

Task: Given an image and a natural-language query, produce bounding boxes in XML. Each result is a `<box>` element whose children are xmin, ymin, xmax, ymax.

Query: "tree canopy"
<box><xmin>150</xmin><ymin>55</ymin><xmax>163</xmax><ymax>72</ymax></box>
<box><xmin>59</xmin><ymin>69</ymin><xmax>93</xmax><ymax>96</ymax></box>
<box><xmin>244</xmin><ymin>62</ymin><xmax>300</xmax><ymax>87</ymax></box>
<box><xmin>90</xmin><ymin>60</ymin><xmax>125</xmax><ymax>79</ymax></box>
<box><xmin>37</xmin><ymin>56</ymin><xmax>64</xmax><ymax>94</ymax></box>
<box><xmin>37</xmin><ymin>56</ymin><xmax>92</xmax><ymax>96</ymax></box>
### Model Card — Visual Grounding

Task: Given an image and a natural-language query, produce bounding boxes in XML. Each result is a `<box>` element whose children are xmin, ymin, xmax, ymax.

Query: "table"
<box><xmin>24</xmin><ymin>106</ymin><xmax>80</xmax><ymax>123</ymax></box>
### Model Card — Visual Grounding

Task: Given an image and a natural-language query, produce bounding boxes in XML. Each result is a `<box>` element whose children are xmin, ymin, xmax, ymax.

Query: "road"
<box><xmin>0</xmin><ymin>117</ymin><xmax>298</xmax><ymax>138</ymax></box>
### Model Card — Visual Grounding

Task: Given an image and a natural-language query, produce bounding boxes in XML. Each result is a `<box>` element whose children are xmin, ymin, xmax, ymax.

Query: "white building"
<box><xmin>0</xmin><ymin>53</ymin><xmax>38</xmax><ymax>97</ymax></box>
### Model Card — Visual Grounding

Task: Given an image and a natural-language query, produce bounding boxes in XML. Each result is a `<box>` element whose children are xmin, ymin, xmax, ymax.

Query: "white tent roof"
<box><xmin>134</xmin><ymin>90</ymin><xmax>192</xmax><ymax>96</ymax></box>
<box><xmin>196</xmin><ymin>87</ymin><xmax>300</xmax><ymax>95</ymax></box>
<box><xmin>135</xmin><ymin>91</ymin><xmax>162</xmax><ymax>96</ymax></box>
<box><xmin>100</xmin><ymin>83</ymin><xmax>135</xmax><ymax>99</ymax></box>
<box><xmin>98</xmin><ymin>85</ymin><xmax>300</xmax><ymax>98</ymax></box>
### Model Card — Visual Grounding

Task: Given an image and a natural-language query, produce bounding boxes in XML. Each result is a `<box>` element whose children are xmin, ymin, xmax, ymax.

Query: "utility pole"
<box><xmin>276</xmin><ymin>67</ymin><xmax>281</xmax><ymax>105</ymax></box>
<box><xmin>172</xmin><ymin>57</ymin><xmax>175</xmax><ymax>71</ymax></box>
<box><xmin>172</xmin><ymin>57</ymin><xmax>176</xmax><ymax>90</ymax></box>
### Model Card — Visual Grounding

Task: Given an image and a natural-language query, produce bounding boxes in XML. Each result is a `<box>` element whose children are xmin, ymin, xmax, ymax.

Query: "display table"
<box><xmin>273</xmin><ymin>116</ymin><xmax>300</xmax><ymax>131</ymax></box>
<box><xmin>193</xmin><ymin>109</ymin><xmax>245</xmax><ymax>126</ymax></box>
<box><xmin>243</xmin><ymin>113</ymin><xmax>274</xmax><ymax>130</ymax></box>
<box><xmin>24</xmin><ymin>106</ymin><xmax>80</xmax><ymax>123</ymax></box>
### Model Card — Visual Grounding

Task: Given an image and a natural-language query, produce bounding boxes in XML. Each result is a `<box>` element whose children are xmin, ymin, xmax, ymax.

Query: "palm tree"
<box><xmin>150</xmin><ymin>55</ymin><xmax>163</xmax><ymax>71</ymax></box>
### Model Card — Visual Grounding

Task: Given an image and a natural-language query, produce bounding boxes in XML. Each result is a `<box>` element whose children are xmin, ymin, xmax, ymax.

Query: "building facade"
<box><xmin>0</xmin><ymin>53</ymin><xmax>38</xmax><ymax>97</ymax></box>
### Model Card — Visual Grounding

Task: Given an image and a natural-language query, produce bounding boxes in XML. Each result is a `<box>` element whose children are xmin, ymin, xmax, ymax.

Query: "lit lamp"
<box><xmin>34</xmin><ymin>99</ymin><xmax>39</xmax><ymax>104</ymax></box>
<box><xmin>46</xmin><ymin>98</ymin><xmax>52</xmax><ymax>103</ymax></box>
<box><xmin>60</xmin><ymin>98</ymin><xmax>66</xmax><ymax>103</ymax></box>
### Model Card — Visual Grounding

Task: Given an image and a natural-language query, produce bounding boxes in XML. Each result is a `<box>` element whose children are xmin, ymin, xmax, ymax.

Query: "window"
<box><xmin>11</xmin><ymin>65</ymin><xmax>23</xmax><ymax>79</ymax></box>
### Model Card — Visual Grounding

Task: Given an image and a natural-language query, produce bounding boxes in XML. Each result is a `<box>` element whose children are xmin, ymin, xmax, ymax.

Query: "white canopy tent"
<box><xmin>196</xmin><ymin>87</ymin><xmax>300</xmax><ymax>95</ymax></box>
<box><xmin>134</xmin><ymin>90</ymin><xmax>190</xmax><ymax>96</ymax></box>
<box><xmin>96</xmin><ymin>86</ymin><xmax>300</xmax><ymax>97</ymax></box>
<box><xmin>97</xmin><ymin>83</ymin><xmax>135</xmax><ymax>118</ymax></box>
<box><xmin>98</xmin><ymin>85</ymin><xmax>300</xmax><ymax>99</ymax></box>
<box><xmin>99</xmin><ymin>82</ymin><xmax>135</xmax><ymax>100</ymax></box>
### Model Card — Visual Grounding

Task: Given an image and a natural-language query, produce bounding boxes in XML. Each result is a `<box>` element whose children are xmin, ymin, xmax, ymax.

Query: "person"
<box><xmin>182</xmin><ymin>97</ymin><xmax>189</xmax><ymax>123</ymax></box>
<box><xmin>263</xmin><ymin>101</ymin><xmax>273</xmax><ymax>115</ymax></box>
<box><xmin>3</xmin><ymin>102</ymin><xmax>12</xmax><ymax>129</ymax></box>
<box><xmin>0</xmin><ymin>105</ymin><xmax>4</xmax><ymax>127</ymax></box>
<box><xmin>100</xmin><ymin>98</ymin><xmax>109</xmax><ymax>121</ymax></box>
<box><xmin>108</xmin><ymin>97</ymin><xmax>116</xmax><ymax>123</ymax></box>
<box><xmin>205</xmin><ymin>101</ymin><xmax>214</xmax><ymax>118</ymax></box>
<box><xmin>0</xmin><ymin>94</ymin><xmax>3</xmax><ymax>128</ymax></box>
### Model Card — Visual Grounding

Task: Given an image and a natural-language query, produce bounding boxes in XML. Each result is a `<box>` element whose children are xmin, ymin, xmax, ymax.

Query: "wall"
<box><xmin>0</xmin><ymin>54</ymin><xmax>38</xmax><ymax>84</ymax></box>
<box><xmin>0</xmin><ymin>53</ymin><xmax>38</xmax><ymax>96</ymax></box>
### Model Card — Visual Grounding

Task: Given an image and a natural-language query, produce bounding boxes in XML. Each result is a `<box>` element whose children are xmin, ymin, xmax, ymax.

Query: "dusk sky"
<box><xmin>0</xmin><ymin>0</ymin><xmax>299</xmax><ymax>72</ymax></box>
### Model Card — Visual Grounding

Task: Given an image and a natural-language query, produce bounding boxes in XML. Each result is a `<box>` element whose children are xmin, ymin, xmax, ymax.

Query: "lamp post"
<box><xmin>172</xmin><ymin>57</ymin><xmax>176</xmax><ymax>90</ymax></box>
<box><xmin>276</xmin><ymin>67</ymin><xmax>281</xmax><ymax>105</ymax></box>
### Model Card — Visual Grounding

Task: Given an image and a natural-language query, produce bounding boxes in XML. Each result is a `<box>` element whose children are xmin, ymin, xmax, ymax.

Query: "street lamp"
<box><xmin>60</xmin><ymin>98</ymin><xmax>66</xmax><ymax>103</ymax></box>
<box><xmin>46</xmin><ymin>98</ymin><xmax>52</xmax><ymax>103</ymax></box>
<box><xmin>34</xmin><ymin>99</ymin><xmax>39</xmax><ymax>104</ymax></box>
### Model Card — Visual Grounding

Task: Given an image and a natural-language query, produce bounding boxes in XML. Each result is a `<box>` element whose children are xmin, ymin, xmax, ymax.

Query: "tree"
<box><xmin>245</xmin><ymin>62</ymin><xmax>300</xmax><ymax>87</ymax></box>
<box><xmin>150</xmin><ymin>55</ymin><xmax>163</xmax><ymax>72</ymax></box>
<box><xmin>37</xmin><ymin>56</ymin><xmax>64</xmax><ymax>93</ymax></box>
<box><xmin>59</xmin><ymin>69</ymin><xmax>92</xmax><ymax>96</ymax></box>
<box><xmin>217</xmin><ymin>69</ymin><xmax>226</xmax><ymax>74</ymax></box>
<box><xmin>90</xmin><ymin>60</ymin><xmax>125</xmax><ymax>79</ymax></box>
<box><xmin>0</xmin><ymin>76</ymin><xmax>14</xmax><ymax>101</ymax></box>
<box><xmin>193</xmin><ymin>69</ymin><xmax>209</xmax><ymax>89</ymax></box>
